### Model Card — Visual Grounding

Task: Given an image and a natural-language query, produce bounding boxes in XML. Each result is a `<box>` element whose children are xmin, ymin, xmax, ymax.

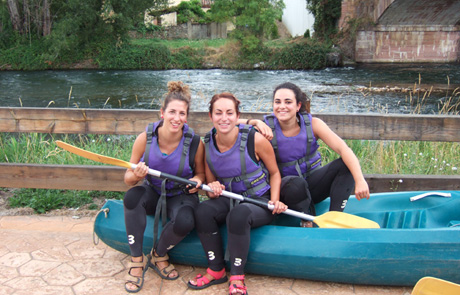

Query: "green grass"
<box><xmin>264</xmin><ymin>38</ymin><xmax>296</xmax><ymax>48</ymax></box>
<box><xmin>2</xmin><ymin>133</ymin><xmax>458</xmax><ymax>175</ymax></box>
<box><xmin>318</xmin><ymin>140</ymin><xmax>460</xmax><ymax>175</ymax></box>
<box><xmin>8</xmin><ymin>188</ymin><xmax>124</xmax><ymax>214</ymax></box>
<box><xmin>0</xmin><ymin>133</ymin><xmax>134</xmax><ymax>165</ymax></box>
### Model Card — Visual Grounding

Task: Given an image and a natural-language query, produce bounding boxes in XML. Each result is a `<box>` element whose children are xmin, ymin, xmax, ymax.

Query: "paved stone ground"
<box><xmin>0</xmin><ymin>215</ymin><xmax>413</xmax><ymax>295</ymax></box>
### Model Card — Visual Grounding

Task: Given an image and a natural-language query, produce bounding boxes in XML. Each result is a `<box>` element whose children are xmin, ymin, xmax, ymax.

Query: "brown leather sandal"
<box><xmin>149</xmin><ymin>250</ymin><xmax>179</xmax><ymax>280</ymax></box>
<box><xmin>124</xmin><ymin>254</ymin><xmax>148</xmax><ymax>293</ymax></box>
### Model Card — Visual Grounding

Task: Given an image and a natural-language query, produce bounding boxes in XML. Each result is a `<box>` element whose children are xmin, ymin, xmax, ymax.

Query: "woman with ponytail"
<box><xmin>123</xmin><ymin>81</ymin><xmax>205</xmax><ymax>293</ymax></box>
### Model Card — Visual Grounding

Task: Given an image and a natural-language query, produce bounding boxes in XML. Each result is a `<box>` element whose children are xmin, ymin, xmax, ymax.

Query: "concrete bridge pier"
<box><xmin>339</xmin><ymin>0</ymin><xmax>460</xmax><ymax>63</ymax></box>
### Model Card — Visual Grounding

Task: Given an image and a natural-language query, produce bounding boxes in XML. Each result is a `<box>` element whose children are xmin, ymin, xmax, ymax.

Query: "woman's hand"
<box><xmin>186</xmin><ymin>177</ymin><xmax>202</xmax><ymax>194</ymax></box>
<box><xmin>133</xmin><ymin>162</ymin><xmax>149</xmax><ymax>179</ymax></box>
<box><xmin>252</xmin><ymin>119</ymin><xmax>273</xmax><ymax>140</ymax></box>
<box><xmin>268</xmin><ymin>200</ymin><xmax>288</xmax><ymax>215</ymax></box>
<box><xmin>207</xmin><ymin>181</ymin><xmax>225</xmax><ymax>198</ymax></box>
<box><xmin>354</xmin><ymin>179</ymin><xmax>370</xmax><ymax>200</ymax></box>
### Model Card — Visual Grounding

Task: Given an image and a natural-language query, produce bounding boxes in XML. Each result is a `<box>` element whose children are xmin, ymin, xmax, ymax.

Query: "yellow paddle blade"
<box><xmin>412</xmin><ymin>277</ymin><xmax>460</xmax><ymax>295</ymax></box>
<box><xmin>56</xmin><ymin>140</ymin><xmax>132</xmax><ymax>169</ymax></box>
<box><xmin>313</xmin><ymin>211</ymin><xmax>380</xmax><ymax>229</ymax></box>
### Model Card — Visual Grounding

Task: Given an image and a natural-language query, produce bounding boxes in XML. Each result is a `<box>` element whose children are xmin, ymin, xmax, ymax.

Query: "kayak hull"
<box><xmin>94</xmin><ymin>191</ymin><xmax>460</xmax><ymax>286</ymax></box>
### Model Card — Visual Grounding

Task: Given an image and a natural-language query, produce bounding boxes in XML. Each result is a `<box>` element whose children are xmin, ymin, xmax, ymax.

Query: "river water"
<box><xmin>1</xmin><ymin>63</ymin><xmax>459</xmax><ymax>114</ymax></box>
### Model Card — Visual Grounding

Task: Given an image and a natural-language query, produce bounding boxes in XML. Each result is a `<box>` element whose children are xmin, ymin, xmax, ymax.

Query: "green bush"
<box><xmin>177</xmin><ymin>0</ymin><xmax>209</xmax><ymax>24</ymax></box>
<box><xmin>135</xmin><ymin>23</ymin><xmax>164</xmax><ymax>35</ymax></box>
<box><xmin>0</xmin><ymin>39</ymin><xmax>51</xmax><ymax>70</ymax></box>
<box><xmin>270</xmin><ymin>40</ymin><xmax>331</xmax><ymax>70</ymax></box>
<box><xmin>97</xmin><ymin>43</ymin><xmax>171</xmax><ymax>69</ymax></box>
<box><xmin>171</xmin><ymin>47</ymin><xmax>204</xmax><ymax>68</ymax></box>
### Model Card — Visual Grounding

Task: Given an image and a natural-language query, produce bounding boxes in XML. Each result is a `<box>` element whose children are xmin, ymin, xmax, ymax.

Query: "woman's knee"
<box><xmin>123</xmin><ymin>186</ymin><xmax>147</xmax><ymax>210</ymax></box>
<box><xmin>227</xmin><ymin>205</ymin><xmax>251</xmax><ymax>235</ymax></box>
<box><xmin>281</xmin><ymin>176</ymin><xmax>309</xmax><ymax>205</ymax></box>
<box><xmin>173</xmin><ymin>206</ymin><xmax>195</xmax><ymax>235</ymax></box>
<box><xmin>194</xmin><ymin>202</ymin><xmax>218</xmax><ymax>230</ymax></box>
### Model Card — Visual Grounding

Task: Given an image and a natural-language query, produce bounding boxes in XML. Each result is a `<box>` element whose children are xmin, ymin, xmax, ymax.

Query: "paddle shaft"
<box><xmin>138</xmin><ymin>164</ymin><xmax>314</xmax><ymax>221</ymax></box>
<box><xmin>56</xmin><ymin>140</ymin><xmax>382</xmax><ymax>227</ymax></box>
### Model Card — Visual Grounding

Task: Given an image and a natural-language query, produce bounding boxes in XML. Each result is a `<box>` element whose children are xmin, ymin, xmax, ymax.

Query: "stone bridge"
<box><xmin>339</xmin><ymin>0</ymin><xmax>460</xmax><ymax>62</ymax></box>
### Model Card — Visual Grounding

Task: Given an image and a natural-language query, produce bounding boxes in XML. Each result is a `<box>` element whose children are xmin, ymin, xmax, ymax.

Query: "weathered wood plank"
<box><xmin>1</xmin><ymin>164</ymin><xmax>459</xmax><ymax>193</ymax></box>
<box><xmin>0</xmin><ymin>107</ymin><xmax>160</xmax><ymax>135</ymax></box>
<box><xmin>1</xmin><ymin>107</ymin><xmax>460</xmax><ymax>141</ymax></box>
<box><xmin>318</xmin><ymin>114</ymin><xmax>460</xmax><ymax>141</ymax></box>
<box><xmin>366</xmin><ymin>174</ymin><xmax>460</xmax><ymax>192</ymax></box>
<box><xmin>0</xmin><ymin>163</ymin><xmax>129</xmax><ymax>191</ymax></box>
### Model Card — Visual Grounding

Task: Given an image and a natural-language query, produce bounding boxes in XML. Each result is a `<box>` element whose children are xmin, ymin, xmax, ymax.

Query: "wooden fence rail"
<box><xmin>1</xmin><ymin>107</ymin><xmax>460</xmax><ymax>193</ymax></box>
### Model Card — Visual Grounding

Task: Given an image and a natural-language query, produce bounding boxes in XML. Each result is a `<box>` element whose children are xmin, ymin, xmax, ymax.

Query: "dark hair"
<box><xmin>208</xmin><ymin>92</ymin><xmax>241</xmax><ymax>115</ymax></box>
<box><xmin>162</xmin><ymin>81</ymin><xmax>191</xmax><ymax>114</ymax></box>
<box><xmin>273</xmin><ymin>82</ymin><xmax>311</xmax><ymax>113</ymax></box>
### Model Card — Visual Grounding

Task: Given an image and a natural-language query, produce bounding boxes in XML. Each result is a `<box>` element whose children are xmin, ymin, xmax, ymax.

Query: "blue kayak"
<box><xmin>94</xmin><ymin>190</ymin><xmax>460</xmax><ymax>286</ymax></box>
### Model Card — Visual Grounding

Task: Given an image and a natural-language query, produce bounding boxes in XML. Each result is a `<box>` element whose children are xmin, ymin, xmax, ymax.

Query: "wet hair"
<box><xmin>208</xmin><ymin>92</ymin><xmax>241</xmax><ymax>115</ymax></box>
<box><xmin>162</xmin><ymin>81</ymin><xmax>191</xmax><ymax>114</ymax></box>
<box><xmin>273</xmin><ymin>82</ymin><xmax>311</xmax><ymax>113</ymax></box>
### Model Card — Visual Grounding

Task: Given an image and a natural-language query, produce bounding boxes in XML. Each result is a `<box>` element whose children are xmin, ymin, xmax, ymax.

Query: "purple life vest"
<box><xmin>264</xmin><ymin>112</ymin><xmax>322</xmax><ymax>178</ymax></box>
<box><xmin>204</xmin><ymin>125</ymin><xmax>270</xmax><ymax>198</ymax></box>
<box><xmin>142</xmin><ymin>121</ymin><xmax>195</xmax><ymax>197</ymax></box>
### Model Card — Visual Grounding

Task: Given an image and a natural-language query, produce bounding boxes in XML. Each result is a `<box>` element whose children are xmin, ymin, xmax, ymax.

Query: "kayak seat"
<box><xmin>344</xmin><ymin>193</ymin><xmax>460</xmax><ymax>229</ymax></box>
<box><xmin>382</xmin><ymin>210</ymin><xmax>427</xmax><ymax>229</ymax></box>
<box><xmin>353</xmin><ymin>210</ymin><xmax>427</xmax><ymax>229</ymax></box>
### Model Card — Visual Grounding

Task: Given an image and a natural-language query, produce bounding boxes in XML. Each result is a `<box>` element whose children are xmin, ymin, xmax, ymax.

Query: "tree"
<box><xmin>210</xmin><ymin>0</ymin><xmax>284</xmax><ymax>54</ymax></box>
<box><xmin>43</xmin><ymin>0</ymin><xmax>51</xmax><ymax>36</ymax></box>
<box><xmin>6</xmin><ymin>0</ymin><xmax>22</xmax><ymax>33</ymax></box>
<box><xmin>306</xmin><ymin>0</ymin><xmax>341</xmax><ymax>40</ymax></box>
<box><xmin>2</xmin><ymin>0</ymin><xmax>168</xmax><ymax>60</ymax></box>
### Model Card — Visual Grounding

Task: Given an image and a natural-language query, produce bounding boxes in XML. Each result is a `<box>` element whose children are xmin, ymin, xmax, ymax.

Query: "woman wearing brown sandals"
<box><xmin>123</xmin><ymin>81</ymin><xmax>205</xmax><ymax>293</ymax></box>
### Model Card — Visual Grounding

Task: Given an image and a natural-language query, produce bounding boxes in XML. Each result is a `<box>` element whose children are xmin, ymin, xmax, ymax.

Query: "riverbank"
<box><xmin>0</xmin><ymin>36</ymin><xmax>340</xmax><ymax>71</ymax></box>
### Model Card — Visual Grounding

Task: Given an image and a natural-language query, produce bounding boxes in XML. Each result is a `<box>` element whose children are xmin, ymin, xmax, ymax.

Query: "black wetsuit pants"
<box><xmin>123</xmin><ymin>183</ymin><xmax>199</xmax><ymax>257</ymax></box>
<box><xmin>281</xmin><ymin>158</ymin><xmax>355</xmax><ymax>214</ymax></box>
<box><xmin>194</xmin><ymin>193</ymin><xmax>274</xmax><ymax>275</ymax></box>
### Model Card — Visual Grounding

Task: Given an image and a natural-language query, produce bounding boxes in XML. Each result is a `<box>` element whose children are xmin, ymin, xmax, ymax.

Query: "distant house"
<box><xmin>282</xmin><ymin>0</ymin><xmax>314</xmax><ymax>37</ymax></box>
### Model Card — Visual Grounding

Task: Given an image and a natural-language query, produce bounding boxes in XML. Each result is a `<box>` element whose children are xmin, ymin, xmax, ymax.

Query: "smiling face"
<box><xmin>273</xmin><ymin>88</ymin><xmax>301</xmax><ymax>123</ymax></box>
<box><xmin>160</xmin><ymin>99</ymin><xmax>188</xmax><ymax>133</ymax></box>
<box><xmin>209</xmin><ymin>97</ymin><xmax>240</xmax><ymax>134</ymax></box>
